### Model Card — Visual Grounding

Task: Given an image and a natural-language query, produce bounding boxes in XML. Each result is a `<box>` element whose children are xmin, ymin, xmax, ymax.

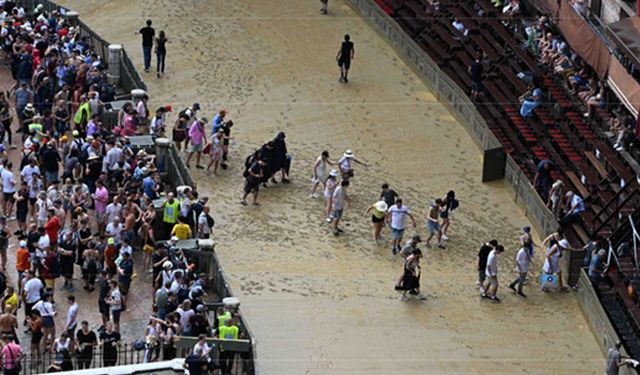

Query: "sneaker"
<box><xmin>325</xmin><ymin>217</ymin><xmax>333</xmax><ymax>223</ymax></box>
<box><xmin>489</xmin><ymin>296</ymin><xmax>501</xmax><ymax>303</ymax></box>
<box><xmin>442</xmin><ymin>234</ymin><xmax>449</xmax><ymax>240</ymax></box>
<box><xmin>333</xmin><ymin>229</ymin><xmax>340</xmax><ymax>236</ymax></box>
<box><xmin>416</xmin><ymin>293</ymin><xmax>427</xmax><ymax>300</ymax></box>
<box><xmin>480</xmin><ymin>293</ymin><xmax>488</xmax><ymax>299</ymax></box>
<box><xmin>399</xmin><ymin>295</ymin><xmax>408</xmax><ymax>301</ymax></box>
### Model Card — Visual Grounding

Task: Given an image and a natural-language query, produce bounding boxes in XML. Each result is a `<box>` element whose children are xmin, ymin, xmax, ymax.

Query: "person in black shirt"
<box><xmin>15</xmin><ymin>181</ymin><xmax>28</xmax><ymax>237</ymax></box>
<box><xmin>99</xmin><ymin>321</ymin><xmax>120</xmax><ymax>367</ymax></box>
<box><xmin>41</xmin><ymin>143</ymin><xmax>61</xmax><ymax>188</ymax></box>
<box><xmin>155</xmin><ymin>30</ymin><xmax>168</xmax><ymax>78</ymax></box>
<box><xmin>468</xmin><ymin>56</ymin><xmax>483</xmax><ymax>100</ymax></box>
<box><xmin>380</xmin><ymin>183</ymin><xmax>398</xmax><ymax>208</ymax></box>
<box><xmin>75</xmin><ymin>321</ymin><xmax>97</xmax><ymax>369</ymax></box>
<box><xmin>184</xmin><ymin>349</ymin><xmax>206</xmax><ymax>375</ymax></box>
<box><xmin>241</xmin><ymin>159</ymin><xmax>265</xmax><ymax>206</ymax></box>
<box><xmin>220</xmin><ymin>120</ymin><xmax>234</xmax><ymax>169</ymax></box>
<box><xmin>137</xmin><ymin>19</ymin><xmax>155</xmax><ymax>72</ymax></box>
<box><xmin>97</xmin><ymin>271</ymin><xmax>110</xmax><ymax>327</ymax></box>
<box><xmin>477</xmin><ymin>240</ymin><xmax>498</xmax><ymax>292</ymax></box>
<box><xmin>336</xmin><ymin>34</ymin><xmax>355</xmax><ymax>83</ymax></box>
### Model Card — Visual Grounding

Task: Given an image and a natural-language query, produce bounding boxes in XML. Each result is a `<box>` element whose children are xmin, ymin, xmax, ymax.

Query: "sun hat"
<box><xmin>329</xmin><ymin>169</ymin><xmax>339</xmax><ymax>177</ymax></box>
<box><xmin>558</xmin><ymin>239</ymin><xmax>570</xmax><ymax>248</ymax></box>
<box><xmin>343</xmin><ymin>149</ymin><xmax>354</xmax><ymax>158</ymax></box>
<box><xmin>374</xmin><ymin>200</ymin><xmax>388</xmax><ymax>212</ymax></box>
<box><xmin>163</xmin><ymin>261</ymin><xmax>173</xmax><ymax>269</ymax></box>
<box><xmin>25</xmin><ymin>103</ymin><xmax>34</xmax><ymax>110</ymax></box>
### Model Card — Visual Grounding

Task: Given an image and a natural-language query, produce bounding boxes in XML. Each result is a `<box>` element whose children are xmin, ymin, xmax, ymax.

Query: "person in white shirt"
<box><xmin>509</xmin><ymin>247</ymin><xmax>530</xmax><ymax>297</ymax></box>
<box><xmin>193</xmin><ymin>334</ymin><xmax>211</xmax><ymax>357</ymax></box>
<box><xmin>65</xmin><ymin>295</ymin><xmax>79</xmax><ymax>337</ymax></box>
<box><xmin>20</xmin><ymin>159</ymin><xmax>40</xmax><ymax>185</ymax></box>
<box><xmin>337</xmin><ymin>149</ymin><xmax>367</xmax><ymax>180</ymax></box>
<box><xmin>385</xmin><ymin>199</ymin><xmax>417</xmax><ymax>254</ymax></box>
<box><xmin>198</xmin><ymin>206</ymin><xmax>213</xmax><ymax>239</ymax></box>
<box><xmin>481</xmin><ymin>245</ymin><xmax>504</xmax><ymax>302</ymax></box>
<box><xmin>23</xmin><ymin>270</ymin><xmax>43</xmax><ymax>319</ymax></box>
<box><xmin>106</xmin><ymin>198</ymin><xmax>123</xmax><ymax>224</ymax></box>
<box><xmin>105</xmin><ymin>217</ymin><xmax>124</xmax><ymax>246</ymax></box>
<box><xmin>1</xmin><ymin>161</ymin><xmax>16</xmax><ymax>217</ymax></box>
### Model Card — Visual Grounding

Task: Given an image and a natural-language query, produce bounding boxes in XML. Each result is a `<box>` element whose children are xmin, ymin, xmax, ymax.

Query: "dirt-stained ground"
<box><xmin>56</xmin><ymin>0</ymin><xmax>603</xmax><ymax>373</ymax></box>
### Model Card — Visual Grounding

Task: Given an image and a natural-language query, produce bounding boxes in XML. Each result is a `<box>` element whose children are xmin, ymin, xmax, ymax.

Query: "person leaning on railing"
<box><xmin>218</xmin><ymin>318</ymin><xmax>240</xmax><ymax>375</ymax></box>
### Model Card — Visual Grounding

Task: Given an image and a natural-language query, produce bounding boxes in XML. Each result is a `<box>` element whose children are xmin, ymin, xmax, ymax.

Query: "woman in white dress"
<box><xmin>542</xmin><ymin>238</ymin><xmax>570</xmax><ymax>292</ymax></box>
<box><xmin>310</xmin><ymin>151</ymin><xmax>334</xmax><ymax>198</ymax></box>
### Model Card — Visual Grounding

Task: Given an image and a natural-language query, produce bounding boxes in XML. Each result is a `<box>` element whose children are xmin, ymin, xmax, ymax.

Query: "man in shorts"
<box><xmin>241</xmin><ymin>158</ymin><xmax>265</xmax><ymax>206</ymax></box>
<box><xmin>425</xmin><ymin>199</ymin><xmax>445</xmax><ymax>249</ymax></box>
<box><xmin>481</xmin><ymin>245</ymin><xmax>504</xmax><ymax>302</ymax></box>
<box><xmin>117</xmin><ymin>252</ymin><xmax>133</xmax><ymax>311</ymax></box>
<box><xmin>336</xmin><ymin>34</ymin><xmax>355</xmax><ymax>83</ymax></box>
<box><xmin>105</xmin><ymin>280</ymin><xmax>122</xmax><ymax>332</ymax></box>
<box><xmin>386</xmin><ymin>199</ymin><xmax>416</xmax><ymax>254</ymax></box>
<box><xmin>186</xmin><ymin>118</ymin><xmax>206</xmax><ymax>169</ymax></box>
<box><xmin>332</xmin><ymin>180</ymin><xmax>350</xmax><ymax>236</ymax></box>
<box><xmin>477</xmin><ymin>240</ymin><xmax>497</xmax><ymax>291</ymax></box>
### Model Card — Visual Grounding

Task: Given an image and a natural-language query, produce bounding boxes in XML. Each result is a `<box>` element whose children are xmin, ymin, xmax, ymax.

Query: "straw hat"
<box><xmin>374</xmin><ymin>201</ymin><xmax>388</xmax><ymax>212</ymax></box>
<box><xmin>343</xmin><ymin>149</ymin><xmax>354</xmax><ymax>158</ymax></box>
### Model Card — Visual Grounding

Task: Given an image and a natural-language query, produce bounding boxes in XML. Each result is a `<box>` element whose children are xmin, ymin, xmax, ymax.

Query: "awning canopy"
<box><xmin>607</xmin><ymin>16</ymin><xmax>640</xmax><ymax>68</ymax></box>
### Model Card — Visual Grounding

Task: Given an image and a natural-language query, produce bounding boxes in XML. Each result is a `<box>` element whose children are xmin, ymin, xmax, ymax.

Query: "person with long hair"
<box><xmin>310</xmin><ymin>151</ymin><xmax>334</xmax><ymax>198</ymax></box>
<box><xmin>155</xmin><ymin>30</ymin><xmax>168</xmax><ymax>78</ymax></box>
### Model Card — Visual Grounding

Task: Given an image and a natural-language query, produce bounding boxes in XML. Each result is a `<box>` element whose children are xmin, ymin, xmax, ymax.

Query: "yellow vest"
<box><xmin>28</xmin><ymin>123</ymin><xmax>43</xmax><ymax>140</ymax></box>
<box><xmin>74</xmin><ymin>102</ymin><xmax>90</xmax><ymax>125</ymax></box>
<box><xmin>219</xmin><ymin>324</ymin><xmax>239</xmax><ymax>340</ymax></box>
<box><xmin>163</xmin><ymin>200</ymin><xmax>180</xmax><ymax>223</ymax></box>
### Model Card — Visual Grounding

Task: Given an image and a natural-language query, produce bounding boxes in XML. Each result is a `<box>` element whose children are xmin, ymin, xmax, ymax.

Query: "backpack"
<box><xmin>177</xmin><ymin>287</ymin><xmax>190</xmax><ymax>304</ymax></box>
<box><xmin>450</xmin><ymin>198</ymin><xmax>459</xmax><ymax>211</ymax></box>
<box><xmin>206</xmin><ymin>214</ymin><xmax>215</xmax><ymax>228</ymax></box>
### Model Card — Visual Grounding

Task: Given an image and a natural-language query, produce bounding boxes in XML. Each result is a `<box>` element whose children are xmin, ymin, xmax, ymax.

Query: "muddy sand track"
<box><xmin>57</xmin><ymin>0</ymin><xmax>602</xmax><ymax>373</ymax></box>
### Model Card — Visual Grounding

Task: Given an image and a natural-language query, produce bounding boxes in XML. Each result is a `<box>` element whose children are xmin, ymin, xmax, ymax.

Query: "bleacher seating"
<box><xmin>375</xmin><ymin>0</ymin><xmax>640</xmax><ymax>247</ymax></box>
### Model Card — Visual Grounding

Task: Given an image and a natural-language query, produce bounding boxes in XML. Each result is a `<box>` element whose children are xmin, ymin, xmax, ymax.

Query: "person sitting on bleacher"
<box><xmin>559</xmin><ymin>191</ymin><xmax>585</xmax><ymax>226</ymax></box>
<box><xmin>451</xmin><ymin>18</ymin><xmax>468</xmax><ymax>39</ymax></box>
<box><xmin>519</xmin><ymin>85</ymin><xmax>542</xmax><ymax>118</ymax></box>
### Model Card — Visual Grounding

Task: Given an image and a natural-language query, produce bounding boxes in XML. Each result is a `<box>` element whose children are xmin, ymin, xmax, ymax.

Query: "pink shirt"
<box><xmin>189</xmin><ymin>122</ymin><xmax>205</xmax><ymax>145</ymax></box>
<box><xmin>94</xmin><ymin>186</ymin><xmax>109</xmax><ymax>213</ymax></box>
<box><xmin>2</xmin><ymin>342</ymin><xmax>21</xmax><ymax>369</ymax></box>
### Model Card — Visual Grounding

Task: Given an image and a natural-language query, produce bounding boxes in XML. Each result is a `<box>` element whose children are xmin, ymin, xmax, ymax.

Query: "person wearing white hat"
<box><xmin>542</xmin><ymin>238</ymin><xmax>571</xmax><ymax>292</ymax></box>
<box><xmin>337</xmin><ymin>149</ymin><xmax>367</xmax><ymax>181</ymax></box>
<box><xmin>363</xmin><ymin>200</ymin><xmax>388</xmax><ymax>245</ymax></box>
<box><xmin>323</xmin><ymin>169</ymin><xmax>339</xmax><ymax>222</ymax></box>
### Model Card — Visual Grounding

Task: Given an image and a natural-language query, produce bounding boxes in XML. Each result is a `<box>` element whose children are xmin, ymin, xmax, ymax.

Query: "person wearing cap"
<box><xmin>509</xmin><ymin>245</ymin><xmax>531</xmax><ymax>298</ymax></box>
<box><xmin>337</xmin><ymin>149</ymin><xmax>367</xmax><ymax>180</ymax></box>
<box><xmin>363</xmin><ymin>200</ymin><xmax>388</xmax><ymax>245</ymax></box>
<box><xmin>481</xmin><ymin>245</ymin><xmax>504</xmax><ymax>302</ymax></box>
<box><xmin>386</xmin><ymin>198</ymin><xmax>417</xmax><ymax>254</ymax></box>
<box><xmin>323</xmin><ymin>169</ymin><xmax>339</xmax><ymax>222</ymax></box>
<box><xmin>542</xmin><ymin>238</ymin><xmax>571</xmax><ymax>292</ymax></box>
<box><xmin>186</xmin><ymin>117</ymin><xmax>206</xmax><ymax>169</ymax></box>
<box><xmin>16</xmin><ymin>240</ymin><xmax>30</xmax><ymax>291</ymax></box>
<box><xmin>559</xmin><ymin>190</ymin><xmax>585</xmax><ymax>226</ymax></box>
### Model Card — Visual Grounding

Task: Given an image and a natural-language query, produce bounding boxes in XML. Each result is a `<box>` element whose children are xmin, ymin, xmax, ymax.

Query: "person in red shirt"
<box><xmin>15</xmin><ymin>240</ymin><xmax>30</xmax><ymax>292</ymax></box>
<box><xmin>104</xmin><ymin>238</ymin><xmax>117</xmax><ymax>278</ymax></box>
<box><xmin>44</xmin><ymin>209</ymin><xmax>60</xmax><ymax>246</ymax></box>
<box><xmin>43</xmin><ymin>247</ymin><xmax>58</xmax><ymax>289</ymax></box>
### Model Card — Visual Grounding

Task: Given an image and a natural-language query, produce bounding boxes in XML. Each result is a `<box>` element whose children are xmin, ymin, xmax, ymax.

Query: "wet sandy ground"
<box><xmin>57</xmin><ymin>0</ymin><xmax>603</xmax><ymax>373</ymax></box>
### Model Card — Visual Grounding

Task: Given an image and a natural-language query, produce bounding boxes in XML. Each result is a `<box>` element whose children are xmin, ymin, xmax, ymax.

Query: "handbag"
<box><xmin>203</xmin><ymin>142</ymin><xmax>211</xmax><ymax>155</ymax></box>
<box><xmin>6</xmin><ymin>343</ymin><xmax>21</xmax><ymax>373</ymax></box>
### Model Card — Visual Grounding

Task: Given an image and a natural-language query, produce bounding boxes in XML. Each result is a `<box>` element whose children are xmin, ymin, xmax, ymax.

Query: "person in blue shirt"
<box><xmin>143</xmin><ymin>169</ymin><xmax>159</xmax><ymax>200</ymax></box>
<box><xmin>588</xmin><ymin>249</ymin><xmax>607</xmax><ymax>284</ymax></box>
<box><xmin>559</xmin><ymin>190</ymin><xmax>585</xmax><ymax>226</ymax></box>
<box><xmin>211</xmin><ymin>109</ymin><xmax>226</xmax><ymax>135</ymax></box>
<box><xmin>519</xmin><ymin>87</ymin><xmax>543</xmax><ymax>117</ymax></box>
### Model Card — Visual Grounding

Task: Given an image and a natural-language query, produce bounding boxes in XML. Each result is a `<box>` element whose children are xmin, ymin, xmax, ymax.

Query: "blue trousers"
<box><xmin>143</xmin><ymin>46</ymin><xmax>152</xmax><ymax>70</ymax></box>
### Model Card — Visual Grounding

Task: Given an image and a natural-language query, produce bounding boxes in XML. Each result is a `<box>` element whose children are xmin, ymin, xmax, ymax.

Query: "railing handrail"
<box><xmin>593</xmin><ymin>189</ymin><xmax>640</xmax><ymax>235</ymax></box>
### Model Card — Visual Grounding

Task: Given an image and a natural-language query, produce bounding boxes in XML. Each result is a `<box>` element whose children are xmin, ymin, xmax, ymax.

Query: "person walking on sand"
<box><xmin>336</xmin><ymin>34</ymin><xmax>354</xmax><ymax>83</ymax></box>
<box><xmin>380</xmin><ymin>183</ymin><xmax>399</xmax><ymax>208</ymax></box>
<box><xmin>310</xmin><ymin>151</ymin><xmax>334</xmax><ymax>198</ymax></box>
<box><xmin>186</xmin><ymin>117</ymin><xmax>206</xmax><ymax>169</ymax></box>
<box><xmin>481</xmin><ymin>245</ymin><xmax>504</xmax><ymax>302</ymax></box>
<box><xmin>440</xmin><ymin>190</ymin><xmax>458</xmax><ymax>240</ymax></box>
<box><xmin>396</xmin><ymin>249</ymin><xmax>427</xmax><ymax>301</ymax></box>
<box><xmin>386</xmin><ymin>198</ymin><xmax>417</xmax><ymax>254</ymax></box>
<box><xmin>332</xmin><ymin>180</ymin><xmax>350</xmax><ymax>236</ymax></box>
<box><xmin>136</xmin><ymin>20</ymin><xmax>155</xmax><ymax>73</ymax></box>
<box><xmin>542</xmin><ymin>238</ymin><xmax>571</xmax><ymax>292</ymax></box>
<box><xmin>323</xmin><ymin>169</ymin><xmax>339</xmax><ymax>222</ymax></box>
<box><xmin>241</xmin><ymin>158</ymin><xmax>265</xmax><ymax>206</ymax></box>
<box><xmin>425</xmin><ymin>199</ymin><xmax>445</xmax><ymax>249</ymax></box>
<box><xmin>364</xmin><ymin>200</ymin><xmax>388</xmax><ymax>245</ymax></box>
<box><xmin>321</xmin><ymin>0</ymin><xmax>329</xmax><ymax>14</ymax></box>
<box><xmin>155</xmin><ymin>30</ymin><xmax>168</xmax><ymax>78</ymax></box>
<box><xmin>338</xmin><ymin>149</ymin><xmax>366</xmax><ymax>181</ymax></box>
<box><xmin>206</xmin><ymin>129</ymin><xmax>226</xmax><ymax>174</ymax></box>
<box><xmin>509</xmin><ymin>246</ymin><xmax>530</xmax><ymax>297</ymax></box>
<box><xmin>477</xmin><ymin>240</ymin><xmax>497</xmax><ymax>291</ymax></box>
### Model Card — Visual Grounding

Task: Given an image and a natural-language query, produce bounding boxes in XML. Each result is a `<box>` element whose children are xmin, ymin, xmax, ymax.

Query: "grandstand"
<box><xmin>371</xmin><ymin>0</ymin><xmax>640</xmax><ymax>367</ymax></box>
